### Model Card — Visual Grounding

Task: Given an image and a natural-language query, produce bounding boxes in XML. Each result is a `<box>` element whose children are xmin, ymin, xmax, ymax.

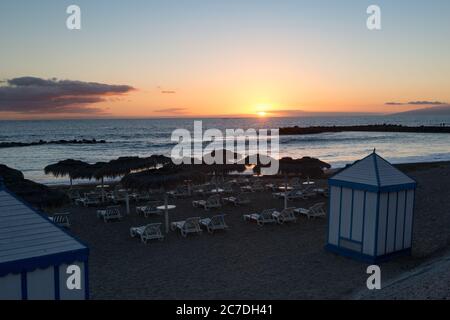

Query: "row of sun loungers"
<box><xmin>130</xmin><ymin>215</ymin><xmax>229</xmax><ymax>243</ymax></box>
<box><xmin>171</xmin><ymin>214</ymin><xmax>228</xmax><ymax>236</ymax></box>
<box><xmin>192</xmin><ymin>194</ymin><xmax>251</xmax><ymax>210</ymax></box>
<box><xmin>243</xmin><ymin>203</ymin><xmax>326</xmax><ymax>225</ymax></box>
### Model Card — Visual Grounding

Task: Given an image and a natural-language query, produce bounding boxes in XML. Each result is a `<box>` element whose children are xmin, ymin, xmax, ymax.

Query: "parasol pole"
<box><xmin>125</xmin><ymin>192</ymin><xmax>130</xmax><ymax>215</ymax></box>
<box><xmin>164</xmin><ymin>193</ymin><xmax>169</xmax><ymax>234</ymax></box>
<box><xmin>284</xmin><ymin>174</ymin><xmax>288</xmax><ymax>209</ymax></box>
<box><xmin>101</xmin><ymin>176</ymin><xmax>105</xmax><ymax>203</ymax></box>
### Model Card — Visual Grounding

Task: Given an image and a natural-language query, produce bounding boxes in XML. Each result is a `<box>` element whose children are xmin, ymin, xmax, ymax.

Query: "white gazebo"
<box><xmin>326</xmin><ymin>152</ymin><xmax>417</xmax><ymax>263</ymax></box>
<box><xmin>0</xmin><ymin>178</ymin><xmax>89</xmax><ymax>300</ymax></box>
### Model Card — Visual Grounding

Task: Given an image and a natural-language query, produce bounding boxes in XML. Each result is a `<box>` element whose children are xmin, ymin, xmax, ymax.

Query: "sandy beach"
<box><xmin>50</xmin><ymin>161</ymin><xmax>450</xmax><ymax>300</ymax></box>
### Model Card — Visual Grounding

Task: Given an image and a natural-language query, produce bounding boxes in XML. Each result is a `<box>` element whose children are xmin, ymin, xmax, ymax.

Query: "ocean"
<box><xmin>1</xmin><ymin>115</ymin><xmax>449</xmax><ymax>185</ymax></box>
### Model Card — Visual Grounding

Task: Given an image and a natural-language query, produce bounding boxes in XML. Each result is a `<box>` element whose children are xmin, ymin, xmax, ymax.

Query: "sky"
<box><xmin>0</xmin><ymin>0</ymin><xmax>449</xmax><ymax>119</ymax></box>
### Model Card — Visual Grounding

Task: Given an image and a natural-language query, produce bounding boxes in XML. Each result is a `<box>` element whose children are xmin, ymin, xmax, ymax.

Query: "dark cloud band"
<box><xmin>0</xmin><ymin>76</ymin><xmax>134</xmax><ymax>114</ymax></box>
<box><xmin>385</xmin><ymin>100</ymin><xmax>447</xmax><ymax>106</ymax></box>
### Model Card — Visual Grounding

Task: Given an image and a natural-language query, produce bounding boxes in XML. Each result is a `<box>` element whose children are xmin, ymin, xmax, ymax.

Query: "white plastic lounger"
<box><xmin>272</xmin><ymin>207</ymin><xmax>297</xmax><ymax>224</ymax></box>
<box><xmin>272</xmin><ymin>189</ymin><xmax>308</xmax><ymax>200</ymax></box>
<box><xmin>136</xmin><ymin>204</ymin><xmax>161</xmax><ymax>217</ymax></box>
<box><xmin>130</xmin><ymin>223</ymin><xmax>164</xmax><ymax>243</ymax></box>
<box><xmin>171</xmin><ymin>217</ymin><xmax>202</xmax><ymax>237</ymax></box>
<box><xmin>49</xmin><ymin>212</ymin><xmax>71</xmax><ymax>228</ymax></box>
<box><xmin>192</xmin><ymin>195</ymin><xmax>222</xmax><ymax>210</ymax></box>
<box><xmin>79</xmin><ymin>193</ymin><xmax>102</xmax><ymax>206</ymax></box>
<box><xmin>295</xmin><ymin>202</ymin><xmax>326</xmax><ymax>219</ymax></box>
<box><xmin>167</xmin><ymin>187</ymin><xmax>190</xmax><ymax>198</ymax></box>
<box><xmin>243</xmin><ymin>208</ymin><xmax>277</xmax><ymax>226</ymax></box>
<box><xmin>199</xmin><ymin>215</ymin><xmax>228</xmax><ymax>233</ymax></box>
<box><xmin>222</xmin><ymin>194</ymin><xmax>250</xmax><ymax>206</ymax></box>
<box><xmin>97</xmin><ymin>206</ymin><xmax>123</xmax><ymax>222</ymax></box>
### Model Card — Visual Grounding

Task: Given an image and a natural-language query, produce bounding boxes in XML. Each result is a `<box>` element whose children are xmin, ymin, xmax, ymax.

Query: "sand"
<box><xmin>58</xmin><ymin>162</ymin><xmax>450</xmax><ymax>299</ymax></box>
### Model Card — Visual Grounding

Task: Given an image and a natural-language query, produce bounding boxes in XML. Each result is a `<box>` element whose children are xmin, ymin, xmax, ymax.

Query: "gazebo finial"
<box><xmin>373</xmin><ymin>148</ymin><xmax>376</xmax><ymax>154</ymax></box>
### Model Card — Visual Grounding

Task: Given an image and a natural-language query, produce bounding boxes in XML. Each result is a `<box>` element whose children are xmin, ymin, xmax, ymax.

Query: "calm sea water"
<box><xmin>0</xmin><ymin>115</ymin><xmax>449</xmax><ymax>185</ymax></box>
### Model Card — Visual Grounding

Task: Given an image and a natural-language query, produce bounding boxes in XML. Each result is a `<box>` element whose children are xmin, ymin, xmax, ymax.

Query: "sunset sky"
<box><xmin>1</xmin><ymin>0</ymin><xmax>449</xmax><ymax>119</ymax></box>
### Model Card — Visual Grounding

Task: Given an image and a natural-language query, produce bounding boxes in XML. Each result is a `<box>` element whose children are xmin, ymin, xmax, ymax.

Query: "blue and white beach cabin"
<box><xmin>0</xmin><ymin>178</ymin><xmax>89</xmax><ymax>300</ymax></box>
<box><xmin>326</xmin><ymin>152</ymin><xmax>416</xmax><ymax>263</ymax></box>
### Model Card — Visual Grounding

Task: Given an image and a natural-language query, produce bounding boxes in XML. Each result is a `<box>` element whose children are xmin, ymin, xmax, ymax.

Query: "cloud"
<box><xmin>0</xmin><ymin>76</ymin><xmax>135</xmax><ymax>114</ymax></box>
<box><xmin>161</xmin><ymin>90</ymin><xmax>176</xmax><ymax>94</ymax></box>
<box><xmin>408</xmin><ymin>101</ymin><xmax>447</xmax><ymax>105</ymax></box>
<box><xmin>154</xmin><ymin>107</ymin><xmax>187</xmax><ymax>114</ymax></box>
<box><xmin>385</xmin><ymin>100</ymin><xmax>447</xmax><ymax>106</ymax></box>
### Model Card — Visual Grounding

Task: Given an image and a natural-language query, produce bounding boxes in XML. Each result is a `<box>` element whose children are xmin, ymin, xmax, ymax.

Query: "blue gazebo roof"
<box><xmin>329</xmin><ymin>152</ymin><xmax>417</xmax><ymax>192</ymax></box>
<box><xmin>0</xmin><ymin>178</ymin><xmax>88</xmax><ymax>277</ymax></box>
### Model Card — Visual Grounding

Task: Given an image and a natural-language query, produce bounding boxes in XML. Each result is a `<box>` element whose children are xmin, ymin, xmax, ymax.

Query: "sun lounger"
<box><xmin>272</xmin><ymin>189</ymin><xmax>308</xmax><ymax>200</ymax></box>
<box><xmin>199</xmin><ymin>215</ymin><xmax>228</xmax><ymax>233</ymax></box>
<box><xmin>49</xmin><ymin>212</ymin><xmax>71</xmax><ymax>228</ymax></box>
<box><xmin>295</xmin><ymin>202</ymin><xmax>326</xmax><ymax>219</ymax></box>
<box><xmin>243</xmin><ymin>208</ymin><xmax>277</xmax><ymax>226</ymax></box>
<box><xmin>136</xmin><ymin>203</ymin><xmax>161</xmax><ymax>217</ymax></box>
<box><xmin>265</xmin><ymin>183</ymin><xmax>279</xmax><ymax>191</ymax></box>
<box><xmin>112</xmin><ymin>190</ymin><xmax>128</xmax><ymax>203</ymax></box>
<box><xmin>313</xmin><ymin>188</ymin><xmax>329</xmax><ymax>197</ymax></box>
<box><xmin>97</xmin><ymin>206</ymin><xmax>123</xmax><ymax>222</ymax></box>
<box><xmin>134</xmin><ymin>191</ymin><xmax>153</xmax><ymax>202</ymax></box>
<box><xmin>251</xmin><ymin>181</ymin><xmax>264</xmax><ymax>192</ymax></box>
<box><xmin>130</xmin><ymin>223</ymin><xmax>164</xmax><ymax>243</ymax></box>
<box><xmin>222</xmin><ymin>193</ymin><xmax>251</xmax><ymax>206</ymax></box>
<box><xmin>240</xmin><ymin>185</ymin><xmax>253</xmax><ymax>193</ymax></box>
<box><xmin>290</xmin><ymin>178</ymin><xmax>301</xmax><ymax>188</ymax></box>
<box><xmin>192</xmin><ymin>195</ymin><xmax>222</xmax><ymax>210</ymax></box>
<box><xmin>171</xmin><ymin>217</ymin><xmax>202</xmax><ymax>237</ymax></box>
<box><xmin>272</xmin><ymin>207</ymin><xmax>297</xmax><ymax>224</ymax></box>
<box><xmin>67</xmin><ymin>190</ymin><xmax>81</xmax><ymax>202</ymax></box>
<box><xmin>167</xmin><ymin>186</ymin><xmax>190</xmax><ymax>198</ymax></box>
<box><xmin>76</xmin><ymin>193</ymin><xmax>102</xmax><ymax>206</ymax></box>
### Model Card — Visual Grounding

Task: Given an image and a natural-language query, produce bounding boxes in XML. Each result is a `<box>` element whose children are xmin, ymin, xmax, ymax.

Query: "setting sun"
<box><xmin>257</xmin><ymin>111</ymin><xmax>267</xmax><ymax>117</ymax></box>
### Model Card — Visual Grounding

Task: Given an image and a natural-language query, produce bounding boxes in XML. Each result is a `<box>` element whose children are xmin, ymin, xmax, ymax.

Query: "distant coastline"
<box><xmin>279</xmin><ymin>124</ymin><xmax>450</xmax><ymax>135</ymax></box>
<box><xmin>0</xmin><ymin>139</ymin><xmax>106</xmax><ymax>149</ymax></box>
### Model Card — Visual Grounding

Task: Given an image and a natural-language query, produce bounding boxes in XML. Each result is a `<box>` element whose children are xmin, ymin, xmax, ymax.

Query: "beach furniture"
<box><xmin>251</xmin><ymin>181</ymin><xmax>264</xmax><ymax>192</ymax></box>
<box><xmin>167</xmin><ymin>186</ymin><xmax>190</xmax><ymax>198</ymax></box>
<box><xmin>171</xmin><ymin>217</ymin><xmax>203</xmax><ymax>237</ymax></box>
<box><xmin>265</xmin><ymin>183</ymin><xmax>279</xmax><ymax>191</ymax></box>
<box><xmin>222</xmin><ymin>182</ymin><xmax>234</xmax><ymax>194</ymax></box>
<box><xmin>67</xmin><ymin>189</ymin><xmax>81</xmax><ymax>202</ymax></box>
<box><xmin>222</xmin><ymin>193</ymin><xmax>251</xmax><ymax>206</ymax></box>
<box><xmin>76</xmin><ymin>192</ymin><xmax>102</xmax><ymax>207</ymax></box>
<box><xmin>199</xmin><ymin>214</ymin><xmax>229</xmax><ymax>233</ymax></box>
<box><xmin>97</xmin><ymin>206</ymin><xmax>123</xmax><ymax>222</ymax></box>
<box><xmin>112</xmin><ymin>190</ymin><xmax>128</xmax><ymax>203</ymax></box>
<box><xmin>290</xmin><ymin>178</ymin><xmax>302</xmax><ymax>189</ymax></box>
<box><xmin>272</xmin><ymin>207</ymin><xmax>297</xmax><ymax>224</ymax></box>
<box><xmin>295</xmin><ymin>202</ymin><xmax>326</xmax><ymax>219</ymax></box>
<box><xmin>272</xmin><ymin>189</ymin><xmax>308</xmax><ymax>200</ymax></box>
<box><xmin>240</xmin><ymin>185</ymin><xmax>253</xmax><ymax>193</ymax></box>
<box><xmin>49</xmin><ymin>212</ymin><xmax>71</xmax><ymax>228</ymax></box>
<box><xmin>192</xmin><ymin>195</ymin><xmax>222</xmax><ymax>210</ymax></box>
<box><xmin>0</xmin><ymin>180</ymin><xmax>89</xmax><ymax>300</ymax></box>
<box><xmin>243</xmin><ymin>208</ymin><xmax>277</xmax><ymax>226</ymax></box>
<box><xmin>136</xmin><ymin>203</ymin><xmax>161</xmax><ymax>217</ymax></box>
<box><xmin>130</xmin><ymin>223</ymin><xmax>164</xmax><ymax>243</ymax></box>
<box><xmin>326</xmin><ymin>152</ymin><xmax>417</xmax><ymax>263</ymax></box>
<box><xmin>313</xmin><ymin>188</ymin><xmax>329</xmax><ymax>198</ymax></box>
